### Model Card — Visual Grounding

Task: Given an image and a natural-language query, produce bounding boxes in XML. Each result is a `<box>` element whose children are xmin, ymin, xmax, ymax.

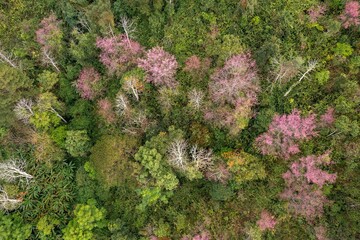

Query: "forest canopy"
<box><xmin>0</xmin><ymin>0</ymin><xmax>359</xmax><ymax>239</ymax></box>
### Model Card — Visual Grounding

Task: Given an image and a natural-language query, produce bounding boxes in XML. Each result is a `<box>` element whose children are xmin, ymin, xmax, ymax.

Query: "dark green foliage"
<box><xmin>1</xmin><ymin>0</ymin><xmax>359</xmax><ymax>239</ymax></box>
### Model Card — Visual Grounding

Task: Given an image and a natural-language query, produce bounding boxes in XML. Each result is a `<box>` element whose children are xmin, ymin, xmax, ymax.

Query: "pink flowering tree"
<box><xmin>181</xmin><ymin>231</ymin><xmax>210</xmax><ymax>240</ymax></box>
<box><xmin>339</xmin><ymin>1</ymin><xmax>360</xmax><ymax>29</ymax></box>
<box><xmin>255</xmin><ymin>109</ymin><xmax>317</xmax><ymax>159</ymax></box>
<box><xmin>75</xmin><ymin>67</ymin><xmax>102</xmax><ymax>100</ymax></box>
<box><xmin>96</xmin><ymin>34</ymin><xmax>143</xmax><ymax>75</ymax></box>
<box><xmin>184</xmin><ymin>55</ymin><xmax>201</xmax><ymax>71</ymax></box>
<box><xmin>314</xmin><ymin>226</ymin><xmax>328</xmax><ymax>240</ymax></box>
<box><xmin>36</xmin><ymin>13</ymin><xmax>62</xmax><ymax>52</ymax></box>
<box><xmin>137</xmin><ymin>46</ymin><xmax>178</xmax><ymax>87</ymax></box>
<box><xmin>320</xmin><ymin>107</ymin><xmax>335</xmax><ymax>126</ymax></box>
<box><xmin>257</xmin><ymin>210</ymin><xmax>277</xmax><ymax>231</ymax></box>
<box><xmin>280</xmin><ymin>153</ymin><xmax>337</xmax><ymax>221</ymax></box>
<box><xmin>308</xmin><ymin>5</ymin><xmax>327</xmax><ymax>23</ymax></box>
<box><xmin>97</xmin><ymin>98</ymin><xmax>115</xmax><ymax>124</ymax></box>
<box><xmin>36</xmin><ymin>14</ymin><xmax>63</xmax><ymax>71</ymax></box>
<box><xmin>206</xmin><ymin>53</ymin><xmax>260</xmax><ymax>134</ymax></box>
<box><xmin>209</xmin><ymin>53</ymin><xmax>259</xmax><ymax>105</ymax></box>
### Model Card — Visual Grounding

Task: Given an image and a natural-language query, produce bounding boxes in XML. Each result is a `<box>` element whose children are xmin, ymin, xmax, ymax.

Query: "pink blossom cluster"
<box><xmin>281</xmin><ymin>153</ymin><xmax>337</xmax><ymax>221</ymax></box>
<box><xmin>209</xmin><ymin>53</ymin><xmax>259</xmax><ymax>106</ymax></box>
<box><xmin>288</xmin><ymin>153</ymin><xmax>337</xmax><ymax>188</ymax></box>
<box><xmin>36</xmin><ymin>13</ymin><xmax>62</xmax><ymax>51</ymax></box>
<box><xmin>97</xmin><ymin>98</ymin><xmax>115</xmax><ymax>124</ymax></box>
<box><xmin>96</xmin><ymin>34</ymin><xmax>142</xmax><ymax>74</ymax></box>
<box><xmin>184</xmin><ymin>55</ymin><xmax>201</xmax><ymax>71</ymax></box>
<box><xmin>257</xmin><ymin>210</ymin><xmax>277</xmax><ymax>231</ymax></box>
<box><xmin>314</xmin><ymin>226</ymin><xmax>328</xmax><ymax>240</ymax></box>
<box><xmin>320</xmin><ymin>107</ymin><xmax>335</xmax><ymax>126</ymax></box>
<box><xmin>205</xmin><ymin>162</ymin><xmax>231</xmax><ymax>184</ymax></box>
<box><xmin>339</xmin><ymin>1</ymin><xmax>360</xmax><ymax>28</ymax></box>
<box><xmin>181</xmin><ymin>232</ymin><xmax>210</xmax><ymax>240</ymax></box>
<box><xmin>280</xmin><ymin>179</ymin><xmax>327</xmax><ymax>221</ymax></box>
<box><xmin>75</xmin><ymin>67</ymin><xmax>101</xmax><ymax>100</ymax></box>
<box><xmin>138</xmin><ymin>46</ymin><xmax>178</xmax><ymax>87</ymax></box>
<box><xmin>308</xmin><ymin>5</ymin><xmax>327</xmax><ymax>22</ymax></box>
<box><xmin>255</xmin><ymin>109</ymin><xmax>317</xmax><ymax>159</ymax></box>
<box><xmin>206</xmin><ymin>53</ymin><xmax>259</xmax><ymax>134</ymax></box>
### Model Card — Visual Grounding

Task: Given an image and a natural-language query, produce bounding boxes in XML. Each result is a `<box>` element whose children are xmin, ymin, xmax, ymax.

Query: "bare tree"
<box><xmin>115</xmin><ymin>93</ymin><xmax>129</xmax><ymax>116</ymax></box>
<box><xmin>0</xmin><ymin>159</ymin><xmax>33</xmax><ymax>183</ymax></box>
<box><xmin>14</xmin><ymin>98</ymin><xmax>34</xmax><ymax>123</ymax></box>
<box><xmin>284</xmin><ymin>60</ymin><xmax>317</xmax><ymax>97</ymax></box>
<box><xmin>190</xmin><ymin>145</ymin><xmax>213</xmax><ymax>170</ymax></box>
<box><xmin>122</xmin><ymin>111</ymin><xmax>149</xmax><ymax>135</ymax></box>
<box><xmin>120</xmin><ymin>16</ymin><xmax>136</xmax><ymax>48</ymax></box>
<box><xmin>123</xmin><ymin>76</ymin><xmax>142</xmax><ymax>101</ymax></box>
<box><xmin>42</xmin><ymin>49</ymin><xmax>60</xmax><ymax>72</ymax></box>
<box><xmin>188</xmin><ymin>89</ymin><xmax>204</xmax><ymax>110</ymax></box>
<box><xmin>0</xmin><ymin>49</ymin><xmax>18</xmax><ymax>68</ymax></box>
<box><xmin>168</xmin><ymin>139</ymin><xmax>189</xmax><ymax>170</ymax></box>
<box><xmin>268</xmin><ymin>57</ymin><xmax>302</xmax><ymax>92</ymax></box>
<box><xmin>0</xmin><ymin>188</ymin><xmax>22</xmax><ymax>211</ymax></box>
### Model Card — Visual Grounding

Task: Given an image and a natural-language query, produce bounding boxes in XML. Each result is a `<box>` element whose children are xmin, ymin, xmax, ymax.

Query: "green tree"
<box><xmin>89</xmin><ymin>135</ymin><xmax>139</xmax><ymax>188</ymax></box>
<box><xmin>0</xmin><ymin>213</ymin><xmax>32</xmax><ymax>240</ymax></box>
<box><xmin>30</xmin><ymin>92</ymin><xmax>66</xmax><ymax>131</ymax></box>
<box><xmin>37</xmin><ymin>70</ymin><xmax>59</xmax><ymax>92</ymax></box>
<box><xmin>65</xmin><ymin>130</ymin><xmax>91</xmax><ymax>157</ymax></box>
<box><xmin>0</xmin><ymin>64</ymin><xmax>32</xmax><ymax>127</ymax></box>
<box><xmin>62</xmin><ymin>199</ymin><xmax>106</xmax><ymax>240</ymax></box>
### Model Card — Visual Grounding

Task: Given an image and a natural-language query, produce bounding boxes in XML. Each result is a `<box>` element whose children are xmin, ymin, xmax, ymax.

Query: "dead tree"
<box><xmin>284</xmin><ymin>60</ymin><xmax>317</xmax><ymax>97</ymax></box>
<box><xmin>0</xmin><ymin>159</ymin><xmax>33</xmax><ymax>183</ymax></box>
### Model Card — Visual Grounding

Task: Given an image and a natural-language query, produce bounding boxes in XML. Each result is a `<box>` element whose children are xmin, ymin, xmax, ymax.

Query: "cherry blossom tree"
<box><xmin>314</xmin><ymin>226</ymin><xmax>328</xmax><ymax>240</ymax></box>
<box><xmin>308</xmin><ymin>5</ymin><xmax>327</xmax><ymax>22</ymax></box>
<box><xmin>97</xmin><ymin>98</ymin><xmax>115</xmax><ymax>124</ymax></box>
<box><xmin>320</xmin><ymin>107</ymin><xmax>335</xmax><ymax>126</ymax></box>
<box><xmin>74</xmin><ymin>67</ymin><xmax>102</xmax><ymax>100</ymax></box>
<box><xmin>255</xmin><ymin>109</ymin><xmax>317</xmax><ymax>159</ymax></box>
<box><xmin>206</xmin><ymin>53</ymin><xmax>260</xmax><ymax>134</ymax></box>
<box><xmin>184</xmin><ymin>55</ymin><xmax>201</xmax><ymax>71</ymax></box>
<box><xmin>36</xmin><ymin>13</ymin><xmax>62</xmax><ymax>52</ymax></box>
<box><xmin>280</xmin><ymin>153</ymin><xmax>337</xmax><ymax>221</ymax></box>
<box><xmin>339</xmin><ymin>1</ymin><xmax>360</xmax><ymax>29</ymax></box>
<box><xmin>96</xmin><ymin>34</ymin><xmax>142</xmax><ymax>75</ymax></box>
<box><xmin>137</xmin><ymin>46</ymin><xmax>178</xmax><ymax>87</ymax></box>
<box><xmin>209</xmin><ymin>53</ymin><xmax>259</xmax><ymax>106</ymax></box>
<box><xmin>257</xmin><ymin>210</ymin><xmax>277</xmax><ymax>231</ymax></box>
<box><xmin>205</xmin><ymin>162</ymin><xmax>231</xmax><ymax>184</ymax></box>
<box><xmin>36</xmin><ymin>14</ymin><xmax>63</xmax><ymax>72</ymax></box>
<box><xmin>287</xmin><ymin>152</ymin><xmax>337</xmax><ymax>188</ymax></box>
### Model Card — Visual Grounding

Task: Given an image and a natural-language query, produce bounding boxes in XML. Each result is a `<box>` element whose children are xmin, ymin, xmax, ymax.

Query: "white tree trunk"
<box><xmin>0</xmin><ymin>159</ymin><xmax>33</xmax><ymax>183</ymax></box>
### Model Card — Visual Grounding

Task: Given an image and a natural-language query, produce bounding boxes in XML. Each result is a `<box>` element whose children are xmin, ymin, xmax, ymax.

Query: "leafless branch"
<box><xmin>0</xmin><ymin>49</ymin><xmax>18</xmax><ymax>68</ymax></box>
<box><xmin>284</xmin><ymin>60</ymin><xmax>317</xmax><ymax>97</ymax></box>
<box><xmin>168</xmin><ymin>139</ymin><xmax>189</xmax><ymax>170</ymax></box>
<box><xmin>0</xmin><ymin>188</ymin><xmax>22</xmax><ymax>211</ymax></box>
<box><xmin>0</xmin><ymin>159</ymin><xmax>33</xmax><ymax>183</ymax></box>
<box><xmin>14</xmin><ymin>99</ymin><xmax>34</xmax><ymax>123</ymax></box>
<box><xmin>42</xmin><ymin>49</ymin><xmax>60</xmax><ymax>72</ymax></box>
